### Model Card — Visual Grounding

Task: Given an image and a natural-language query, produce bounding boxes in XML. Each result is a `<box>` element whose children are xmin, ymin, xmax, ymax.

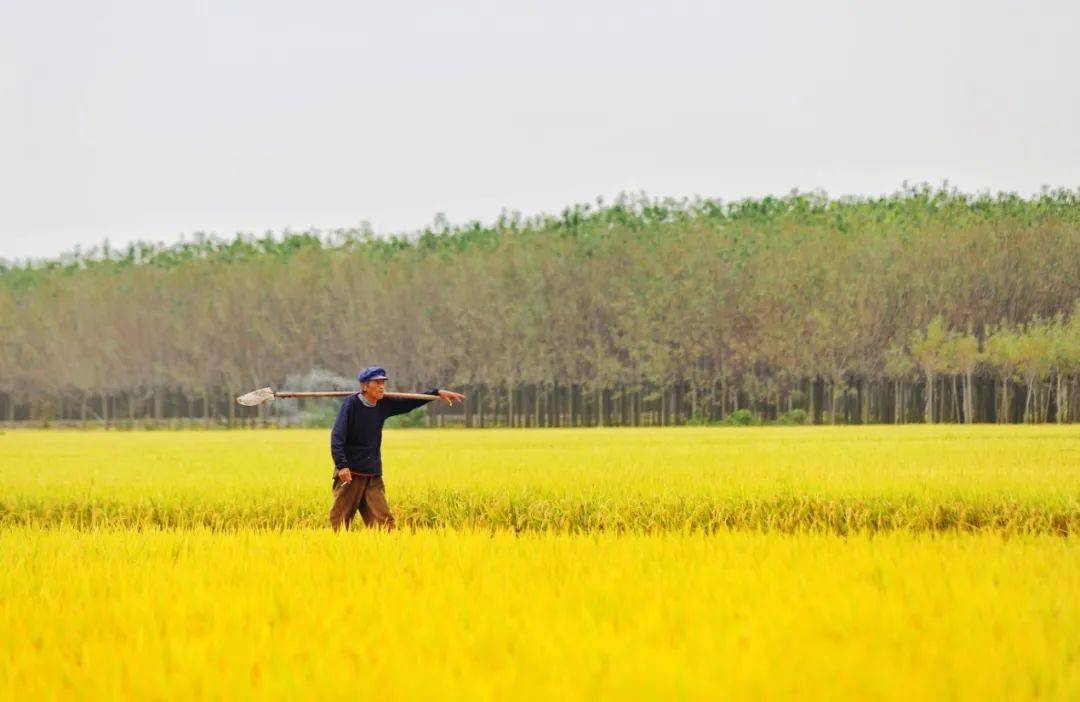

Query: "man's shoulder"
<box><xmin>349</xmin><ymin>393</ymin><xmax>380</xmax><ymax>409</ymax></box>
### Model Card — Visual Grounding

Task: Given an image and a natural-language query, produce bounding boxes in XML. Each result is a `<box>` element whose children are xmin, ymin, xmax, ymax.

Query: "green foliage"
<box><xmin>1014</xmin><ymin>318</ymin><xmax>1056</xmax><ymax>382</ymax></box>
<box><xmin>909</xmin><ymin>315</ymin><xmax>953</xmax><ymax>376</ymax></box>
<box><xmin>4</xmin><ymin>185</ymin><xmax>1080</xmax><ymax>277</ymax></box>
<box><xmin>884</xmin><ymin>345</ymin><xmax>916</xmax><ymax>380</ymax></box>
<box><xmin>726</xmin><ymin>409</ymin><xmax>759</xmax><ymax>426</ymax></box>
<box><xmin>985</xmin><ymin>325</ymin><xmax>1022</xmax><ymax>380</ymax></box>
<box><xmin>779</xmin><ymin>409</ymin><xmax>808</xmax><ymax>425</ymax></box>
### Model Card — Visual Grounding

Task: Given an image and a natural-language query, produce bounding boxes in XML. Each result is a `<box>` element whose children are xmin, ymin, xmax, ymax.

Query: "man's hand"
<box><xmin>437</xmin><ymin>389</ymin><xmax>466</xmax><ymax>406</ymax></box>
<box><xmin>337</xmin><ymin>467</ymin><xmax>352</xmax><ymax>484</ymax></box>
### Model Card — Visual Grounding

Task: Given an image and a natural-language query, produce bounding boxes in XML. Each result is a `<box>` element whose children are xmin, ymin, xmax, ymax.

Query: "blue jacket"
<box><xmin>330</xmin><ymin>390</ymin><xmax>438</xmax><ymax>476</ymax></box>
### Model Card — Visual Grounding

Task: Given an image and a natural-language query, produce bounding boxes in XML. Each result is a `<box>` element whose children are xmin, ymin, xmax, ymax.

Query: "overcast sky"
<box><xmin>3</xmin><ymin>0</ymin><xmax>1078</xmax><ymax>261</ymax></box>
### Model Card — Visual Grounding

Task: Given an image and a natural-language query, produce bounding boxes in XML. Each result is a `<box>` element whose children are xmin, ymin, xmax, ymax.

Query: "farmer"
<box><xmin>329</xmin><ymin>366</ymin><xmax>464</xmax><ymax>530</ymax></box>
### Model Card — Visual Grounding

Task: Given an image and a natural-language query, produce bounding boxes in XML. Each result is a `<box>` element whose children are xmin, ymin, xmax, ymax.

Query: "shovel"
<box><xmin>236</xmin><ymin>387</ymin><xmax>439</xmax><ymax>406</ymax></box>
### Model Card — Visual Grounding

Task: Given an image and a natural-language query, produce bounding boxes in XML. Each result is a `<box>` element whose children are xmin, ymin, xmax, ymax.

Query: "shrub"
<box><xmin>779</xmin><ymin>408</ymin><xmax>808</xmax><ymax>425</ymax></box>
<box><xmin>726</xmin><ymin>409</ymin><xmax>758</xmax><ymax>426</ymax></box>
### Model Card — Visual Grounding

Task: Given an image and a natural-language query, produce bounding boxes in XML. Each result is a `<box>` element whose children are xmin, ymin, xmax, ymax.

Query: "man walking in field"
<box><xmin>329</xmin><ymin>366</ymin><xmax>464</xmax><ymax>530</ymax></box>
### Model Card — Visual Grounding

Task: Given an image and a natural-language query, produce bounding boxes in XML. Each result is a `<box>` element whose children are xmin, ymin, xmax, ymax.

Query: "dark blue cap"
<box><xmin>357</xmin><ymin>366</ymin><xmax>388</xmax><ymax>382</ymax></box>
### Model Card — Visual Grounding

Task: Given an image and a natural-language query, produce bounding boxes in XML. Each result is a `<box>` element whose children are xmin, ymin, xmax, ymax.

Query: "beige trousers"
<box><xmin>328</xmin><ymin>474</ymin><xmax>395</xmax><ymax>530</ymax></box>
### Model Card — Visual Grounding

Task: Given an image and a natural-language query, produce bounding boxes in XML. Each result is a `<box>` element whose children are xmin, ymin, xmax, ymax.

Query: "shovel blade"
<box><xmin>236</xmin><ymin>387</ymin><xmax>276</xmax><ymax>406</ymax></box>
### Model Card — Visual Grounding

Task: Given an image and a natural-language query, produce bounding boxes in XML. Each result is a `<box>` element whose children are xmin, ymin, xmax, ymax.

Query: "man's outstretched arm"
<box><xmin>383</xmin><ymin>388</ymin><xmax>465</xmax><ymax>416</ymax></box>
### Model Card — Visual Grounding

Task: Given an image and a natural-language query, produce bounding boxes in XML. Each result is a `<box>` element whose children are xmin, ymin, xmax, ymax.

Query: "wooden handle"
<box><xmin>274</xmin><ymin>391</ymin><xmax>440</xmax><ymax>401</ymax></box>
<box><xmin>274</xmin><ymin>391</ymin><xmax>351</xmax><ymax>399</ymax></box>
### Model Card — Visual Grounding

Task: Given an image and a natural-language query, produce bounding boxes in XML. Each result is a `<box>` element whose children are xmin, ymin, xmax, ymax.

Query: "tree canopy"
<box><xmin>3</xmin><ymin>185</ymin><xmax>1080</xmax><ymax>426</ymax></box>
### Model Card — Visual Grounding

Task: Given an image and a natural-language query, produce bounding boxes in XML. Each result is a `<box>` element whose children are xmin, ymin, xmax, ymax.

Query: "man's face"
<box><xmin>361</xmin><ymin>378</ymin><xmax>387</xmax><ymax>401</ymax></box>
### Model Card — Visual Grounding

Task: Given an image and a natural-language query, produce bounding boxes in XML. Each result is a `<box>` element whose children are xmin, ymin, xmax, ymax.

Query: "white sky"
<box><xmin>2</xmin><ymin>0</ymin><xmax>1078</xmax><ymax>261</ymax></box>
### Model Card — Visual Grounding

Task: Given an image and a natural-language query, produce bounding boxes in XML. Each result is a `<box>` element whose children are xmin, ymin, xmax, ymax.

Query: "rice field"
<box><xmin>2</xmin><ymin>425</ymin><xmax>1079</xmax><ymax>533</ymax></box>
<box><xmin>2</xmin><ymin>426</ymin><xmax>1079</xmax><ymax>700</ymax></box>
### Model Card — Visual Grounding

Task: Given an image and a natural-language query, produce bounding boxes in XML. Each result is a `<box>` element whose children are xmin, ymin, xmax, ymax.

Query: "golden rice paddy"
<box><xmin>1</xmin><ymin>426</ymin><xmax>1078</xmax><ymax>700</ymax></box>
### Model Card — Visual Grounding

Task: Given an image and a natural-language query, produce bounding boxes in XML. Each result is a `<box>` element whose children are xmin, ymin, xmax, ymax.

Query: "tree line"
<box><xmin>2</xmin><ymin>185</ymin><xmax>1080</xmax><ymax>427</ymax></box>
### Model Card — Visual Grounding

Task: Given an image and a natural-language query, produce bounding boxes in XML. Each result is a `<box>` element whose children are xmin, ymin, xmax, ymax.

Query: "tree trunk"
<box><xmin>964</xmin><ymin>371</ymin><xmax>974</xmax><ymax>423</ymax></box>
<box><xmin>924</xmin><ymin>372</ymin><xmax>934</xmax><ymax>423</ymax></box>
<box><xmin>950</xmin><ymin>375</ymin><xmax>960</xmax><ymax>423</ymax></box>
<box><xmin>720</xmin><ymin>375</ymin><xmax>728</xmax><ymax>419</ymax></box>
<box><xmin>1057</xmin><ymin>374</ymin><xmax>1068</xmax><ymax>423</ymax></box>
